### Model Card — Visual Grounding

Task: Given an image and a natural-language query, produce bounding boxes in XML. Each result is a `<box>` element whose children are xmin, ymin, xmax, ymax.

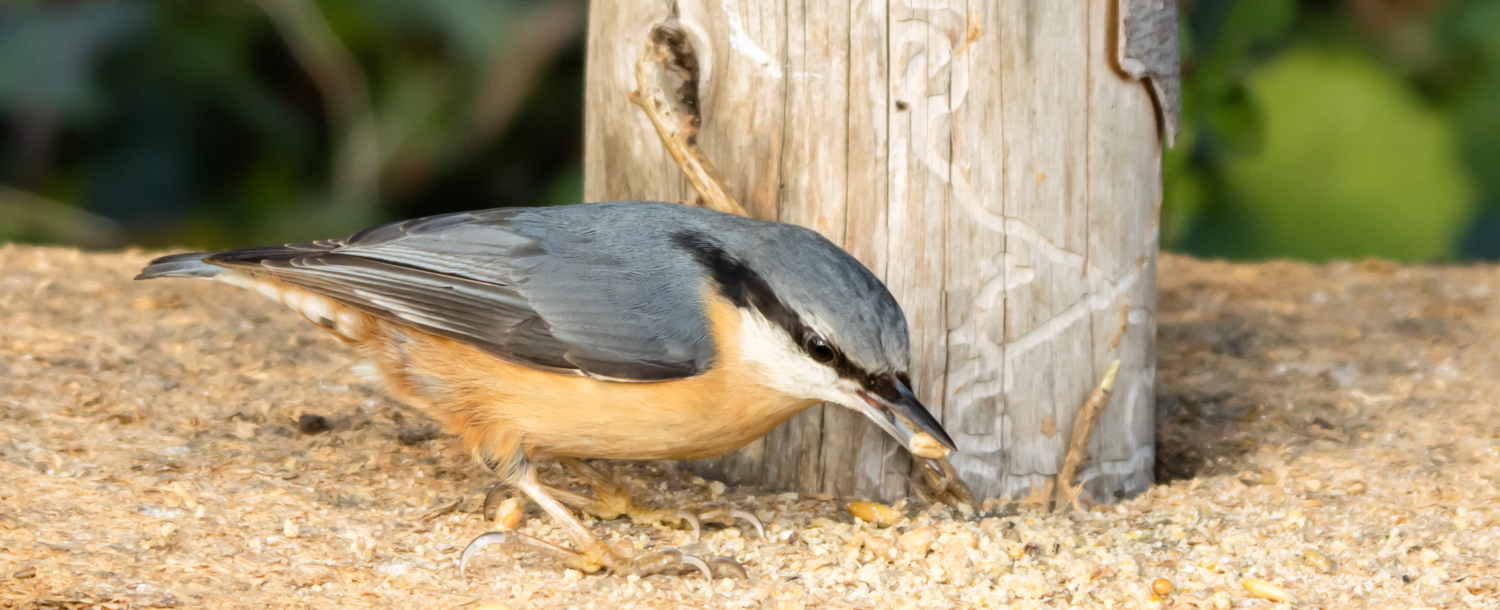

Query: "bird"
<box><xmin>136</xmin><ymin>200</ymin><xmax>957</xmax><ymax>580</ymax></box>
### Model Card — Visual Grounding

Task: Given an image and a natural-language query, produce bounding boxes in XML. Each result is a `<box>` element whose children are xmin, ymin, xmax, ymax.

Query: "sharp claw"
<box><xmin>459</xmin><ymin>531</ymin><xmax>513</xmax><ymax>581</ymax></box>
<box><xmin>729</xmin><ymin>508</ymin><xmax>765</xmax><ymax>539</ymax></box>
<box><xmin>678</xmin><ymin>552</ymin><xmax>713</xmax><ymax>586</ymax></box>
<box><xmin>709</xmin><ymin>556</ymin><xmax>749</xmax><ymax>580</ymax></box>
<box><xmin>677</xmin><ymin>508</ymin><xmax>701</xmax><ymax>542</ymax></box>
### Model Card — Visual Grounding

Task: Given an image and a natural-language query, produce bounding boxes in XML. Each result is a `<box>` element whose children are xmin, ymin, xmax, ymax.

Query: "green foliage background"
<box><xmin>1170</xmin><ymin>0</ymin><xmax>1500</xmax><ymax>261</ymax></box>
<box><xmin>1</xmin><ymin>0</ymin><xmax>1497</xmax><ymax>261</ymax></box>
<box><xmin>0</xmin><ymin>0</ymin><xmax>588</xmax><ymax>249</ymax></box>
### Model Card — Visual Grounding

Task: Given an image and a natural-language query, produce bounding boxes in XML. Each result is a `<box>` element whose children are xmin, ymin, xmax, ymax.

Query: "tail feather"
<box><xmin>136</xmin><ymin>252</ymin><xmax>224</xmax><ymax>280</ymax></box>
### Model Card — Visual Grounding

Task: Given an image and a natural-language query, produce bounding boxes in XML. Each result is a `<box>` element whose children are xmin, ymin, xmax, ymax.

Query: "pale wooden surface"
<box><xmin>584</xmin><ymin>0</ymin><xmax>1161</xmax><ymax>503</ymax></box>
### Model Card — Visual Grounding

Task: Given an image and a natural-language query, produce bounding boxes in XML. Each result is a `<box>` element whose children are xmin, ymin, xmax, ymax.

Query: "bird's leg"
<box><xmin>462</xmin><ymin>461</ymin><xmax>748</xmax><ymax>582</ymax></box>
<box><xmin>481</xmin><ymin>467</ymin><xmax>761</xmax><ymax>544</ymax></box>
<box><xmin>557</xmin><ymin>457</ymin><xmax>633</xmax><ymax>520</ymax></box>
<box><xmin>557</xmin><ymin>457</ymin><xmax>765</xmax><ymax>542</ymax></box>
<box><xmin>480</xmin><ymin>462</ymin><xmax>626</xmax><ymax>526</ymax></box>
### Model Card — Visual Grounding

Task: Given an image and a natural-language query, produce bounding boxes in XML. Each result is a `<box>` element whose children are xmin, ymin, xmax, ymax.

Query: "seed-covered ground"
<box><xmin>1</xmin><ymin>246</ymin><xmax>1496</xmax><ymax>609</ymax></box>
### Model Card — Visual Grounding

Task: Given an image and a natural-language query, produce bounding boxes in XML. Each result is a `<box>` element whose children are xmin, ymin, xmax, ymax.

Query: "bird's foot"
<box><xmin>481</xmin><ymin>482</ymin><xmax>525</xmax><ymax>526</ymax></box>
<box><xmin>609</xmin><ymin>542</ymin><xmax>749</xmax><ymax>581</ymax></box>
<box><xmin>630</xmin><ymin>503</ymin><xmax>765</xmax><ymax>543</ymax></box>
<box><xmin>915</xmin><ymin>456</ymin><xmax>977</xmax><ymax>507</ymax></box>
<box><xmin>464</xmin><ymin>459</ymin><xmax>751</xmax><ymax>587</ymax></box>
<box><xmin>548</xmin><ymin>458</ymin><xmax>765</xmax><ymax>542</ymax></box>
<box><xmin>460</xmin><ymin>530</ymin><xmax>748</xmax><ymax>583</ymax></box>
<box><xmin>460</xmin><ymin>529</ymin><xmax>600</xmax><ymax>578</ymax></box>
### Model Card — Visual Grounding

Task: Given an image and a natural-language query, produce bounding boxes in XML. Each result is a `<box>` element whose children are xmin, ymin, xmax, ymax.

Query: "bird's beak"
<box><xmin>854</xmin><ymin>375</ymin><xmax>958</xmax><ymax>456</ymax></box>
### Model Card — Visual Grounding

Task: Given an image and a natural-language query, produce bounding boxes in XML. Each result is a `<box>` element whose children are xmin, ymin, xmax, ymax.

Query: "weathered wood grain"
<box><xmin>584</xmin><ymin>0</ymin><xmax>684</xmax><ymax>204</ymax></box>
<box><xmin>827</xmin><ymin>0</ymin><xmax>907</xmax><ymax>501</ymax></box>
<box><xmin>1084</xmin><ymin>0</ymin><xmax>1162</xmax><ymax>501</ymax></box>
<box><xmin>1118</xmin><ymin>0</ymin><xmax>1182</xmax><ymax>146</ymax></box>
<box><xmin>584</xmin><ymin>0</ymin><xmax>1165</xmax><ymax>503</ymax></box>
<box><xmin>758</xmin><ymin>0</ymin><xmax>844</xmax><ymax>495</ymax></box>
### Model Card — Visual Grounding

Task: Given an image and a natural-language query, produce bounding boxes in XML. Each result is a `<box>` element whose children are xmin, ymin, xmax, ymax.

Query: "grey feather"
<box><xmin>139</xmin><ymin>201</ymin><xmax>910</xmax><ymax>382</ymax></box>
<box><xmin>136</xmin><ymin>252</ymin><xmax>223</xmax><ymax>279</ymax></box>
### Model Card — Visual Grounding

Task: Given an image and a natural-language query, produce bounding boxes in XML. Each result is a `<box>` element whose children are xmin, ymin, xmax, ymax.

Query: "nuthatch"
<box><xmin>137</xmin><ymin>201</ymin><xmax>957</xmax><ymax>579</ymax></box>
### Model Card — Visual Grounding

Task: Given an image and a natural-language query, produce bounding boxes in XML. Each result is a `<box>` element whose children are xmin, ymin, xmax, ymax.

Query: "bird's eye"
<box><xmin>803</xmin><ymin>334</ymin><xmax>836</xmax><ymax>363</ymax></box>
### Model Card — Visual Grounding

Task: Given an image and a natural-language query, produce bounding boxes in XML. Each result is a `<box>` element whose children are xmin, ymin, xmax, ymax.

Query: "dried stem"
<box><xmin>1055</xmin><ymin>360</ymin><xmax>1121</xmax><ymax>512</ymax></box>
<box><xmin>627</xmin><ymin>23</ymin><xmax>747</xmax><ymax>218</ymax></box>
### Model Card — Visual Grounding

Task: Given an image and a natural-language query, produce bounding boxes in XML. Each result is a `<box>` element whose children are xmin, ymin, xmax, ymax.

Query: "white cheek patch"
<box><xmin>735</xmin><ymin>307</ymin><xmax>850</xmax><ymax>405</ymax></box>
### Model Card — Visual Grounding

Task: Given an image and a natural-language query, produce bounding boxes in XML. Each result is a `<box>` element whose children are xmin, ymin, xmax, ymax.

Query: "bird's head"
<box><xmin>675</xmin><ymin>224</ymin><xmax>957</xmax><ymax>457</ymax></box>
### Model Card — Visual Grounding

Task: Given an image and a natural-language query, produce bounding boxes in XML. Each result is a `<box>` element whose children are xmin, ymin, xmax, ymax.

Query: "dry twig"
<box><xmin>1055</xmin><ymin>360</ymin><xmax>1121</xmax><ymax>512</ymax></box>
<box><xmin>627</xmin><ymin>22</ymin><xmax>747</xmax><ymax>218</ymax></box>
<box><xmin>1022</xmin><ymin>479</ymin><xmax>1056</xmax><ymax>510</ymax></box>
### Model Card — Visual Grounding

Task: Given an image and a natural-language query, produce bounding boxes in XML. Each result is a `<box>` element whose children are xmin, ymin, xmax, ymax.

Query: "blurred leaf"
<box><xmin>253</xmin><ymin>197</ymin><xmax>382</xmax><ymax>243</ymax></box>
<box><xmin>1161</xmin><ymin>165</ymin><xmax>1205</xmax><ymax>247</ymax></box>
<box><xmin>1454</xmin><ymin>77</ymin><xmax>1500</xmax><ymax>196</ymax></box>
<box><xmin>1224</xmin><ymin>47</ymin><xmax>1475</xmax><ymax>262</ymax></box>
<box><xmin>0</xmin><ymin>2</ymin><xmax>147</xmax><ymax>115</ymax></box>
<box><xmin>541</xmin><ymin>166</ymin><xmax>583</xmax><ymax>207</ymax></box>
<box><xmin>0</xmin><ymin>0</ymin><xmax>584</xmax><ymax>250</ymax></box>
<box><xmin>1193</xmin><ymin>0</ymin><xmax>1295</xmax><ymax>94</ymax></box>
<box><xmin>0</xmin><ymin>185</ymin><xmax>122</xmax><ymax>248</ymax></box>
<box><xmin>138</xmin><ymin>9</ymin><xmax>314</xmax><ymax>152</ymax></box>
<box><xmin>1223</xmin><ymin>0</ymin><xmax>1295</xmax><ymax>43</ymax></box>
<box><xmin>422</xmin><ymin>0</ymin><xmax>527</xmax><ymax>62</ymax></box>
<box><xmin>320</xmin><ymin>0</ymin><xmax>522</xmax><ymax>65</ymax></box>
<box><xmin>1444</xmin><ymin>0</ymin><xmax>1500</xmax><ymax>60</ymax></box>
<box><xmin>1433</xmin><ymin>0</ymin><xmax>1500</xmax><ymax>197</ymax></box>
<box><xmin>1211</xmin><ymin>84</ymin><xmax>1265</xmax><ymax>155</ymax></box>
<box><xmin>1165</xmin><ymin>0</ymin><xmax>1293</xmax><ymax>252</ymax></box>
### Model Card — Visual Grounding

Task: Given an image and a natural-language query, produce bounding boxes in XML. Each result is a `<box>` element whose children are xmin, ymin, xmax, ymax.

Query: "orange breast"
<box><xmin>335</xmin><ymin>289</ymin><xmax>818</xmax><ymax>463</ymax></box>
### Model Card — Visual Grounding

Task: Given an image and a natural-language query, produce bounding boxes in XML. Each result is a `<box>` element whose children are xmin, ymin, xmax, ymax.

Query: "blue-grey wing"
<box><xmin>205</xmin><ymin>207</ymin><xmax>714</xmax><ymax>381</ymax></box>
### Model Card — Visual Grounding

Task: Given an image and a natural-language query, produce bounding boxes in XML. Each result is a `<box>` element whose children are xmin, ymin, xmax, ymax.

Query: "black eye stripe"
<box><xmin>673</xmin><ymin>230</ymin><xmax>875</xmax><ymax>381</ymax></box>
<box><xmin>673</xmin><ymin>232</ymin><xmax>797</xmax><ymax>328</ymax></box>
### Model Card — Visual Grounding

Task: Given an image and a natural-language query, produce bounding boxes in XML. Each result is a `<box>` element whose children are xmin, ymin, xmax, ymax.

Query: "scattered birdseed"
<box><xmin>907</xmin><ymin>432</ymin><xmax>949</xmax><ymax>459</ymax></box>
<box><xmin>2</xmin><ymin>248</ymin><xmax>1499</xmax><ymax>609</ymax></box>
<box><xmin>845</xmin><ymin>501</ymin><xmax>902</xmax><ymax>527</ymax></box>
<box><xmin>1243</xmin><ymin>578</ymin><xmax>1292</xmax><ymax>603</ymax></box>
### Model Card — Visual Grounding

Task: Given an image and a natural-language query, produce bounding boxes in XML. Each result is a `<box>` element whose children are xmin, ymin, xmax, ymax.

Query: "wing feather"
<box><xmin>205</xmin><ymin>208</ymin><xmax>709</xmax><ymax>380</ymax></box>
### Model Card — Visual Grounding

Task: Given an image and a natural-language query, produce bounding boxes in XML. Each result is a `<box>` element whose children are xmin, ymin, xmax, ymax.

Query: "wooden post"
<box><xmin>585</xmin><ymin>0</ymin><xmax>1172</xmax><ymax>503</ymax></box>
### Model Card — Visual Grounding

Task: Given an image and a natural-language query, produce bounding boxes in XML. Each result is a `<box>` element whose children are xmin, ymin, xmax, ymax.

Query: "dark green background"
<box><xmin>2</xmin><ymin>0</ymin><xmax>1497</xmax><ymax>261</ymax></box>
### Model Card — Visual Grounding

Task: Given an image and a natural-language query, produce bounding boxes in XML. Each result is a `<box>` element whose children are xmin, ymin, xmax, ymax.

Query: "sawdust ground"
<box><xmin>1</xmin><ymin>246</ymin><xmax>1497</xmax><ymax>609</ymax></box>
